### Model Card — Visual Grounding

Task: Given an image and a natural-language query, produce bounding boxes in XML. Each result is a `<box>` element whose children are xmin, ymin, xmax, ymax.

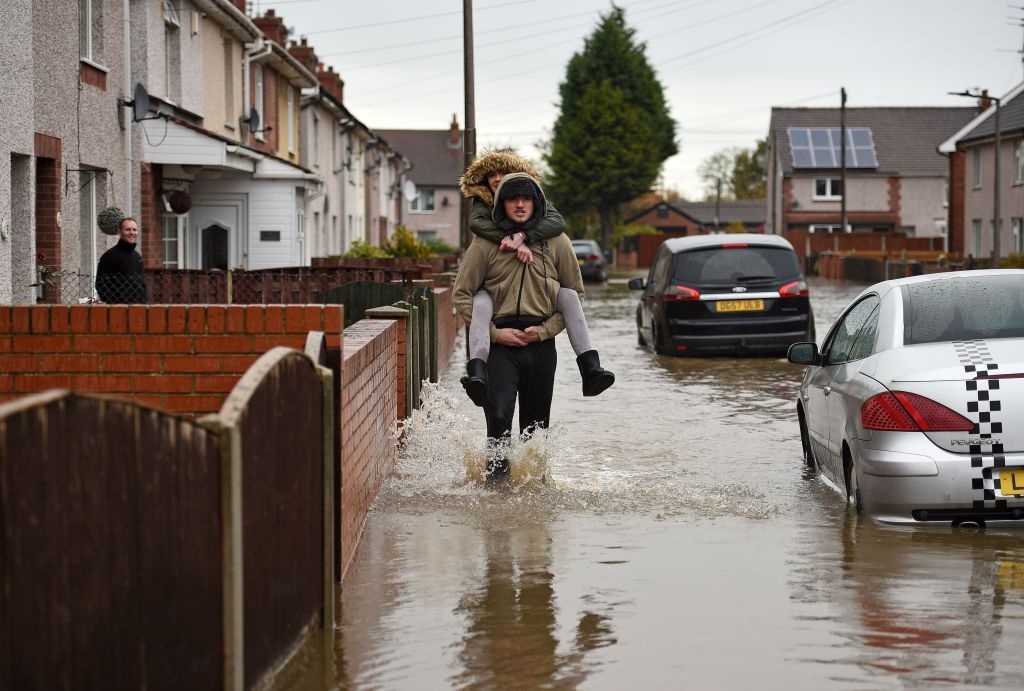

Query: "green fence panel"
<box><xmin>318</xmin><ymin>281</ymin><xmax>408</xmax><ymax>327</ymax></box>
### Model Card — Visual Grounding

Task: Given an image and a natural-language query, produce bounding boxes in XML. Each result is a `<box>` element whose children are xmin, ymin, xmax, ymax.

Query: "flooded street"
<box><xmin>308</xmin><ymin>278</ymin><xmax>1024</xmax><ymax>690</ymax></box>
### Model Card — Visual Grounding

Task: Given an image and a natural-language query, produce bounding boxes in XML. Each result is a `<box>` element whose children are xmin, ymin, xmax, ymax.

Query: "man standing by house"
<box><xmin>453</xmin><ymin>173</ymin><xmax>584</xmax><ymax>478</ymax></box>
<box><xmin>96</xmin><ymin>217</ymin><xmax>147</xmax><ymax>303</ymax></box>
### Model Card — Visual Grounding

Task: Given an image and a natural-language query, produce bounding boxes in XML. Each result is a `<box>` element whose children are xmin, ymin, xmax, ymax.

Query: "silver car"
<box><xmin>788</xmin><ymin>270</ymin><xmax>1024</xmax><ymax>527</ymax></box>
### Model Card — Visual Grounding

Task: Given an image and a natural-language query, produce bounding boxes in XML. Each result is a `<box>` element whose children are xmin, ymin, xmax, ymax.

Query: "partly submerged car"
<box><xmin>787</xmin><ymin>269</ymin><xmax>1024</xmax><ymax>527</ymax></box>
<box><xmin>628</xmin><ymin>234</ymin><xmax>813</xmax><ymax>355</ymax></box>
<box><xmin>572</xmin><ymin>239</ymin><xmax>609</xmax><ymax>282</ymax></box>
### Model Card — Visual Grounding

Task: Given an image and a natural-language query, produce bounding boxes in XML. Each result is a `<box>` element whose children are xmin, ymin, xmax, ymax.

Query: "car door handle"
<box><xmin>822</xmin><ymin>386</ymin><xmax>831</xmax><ymax>396</ymax></box>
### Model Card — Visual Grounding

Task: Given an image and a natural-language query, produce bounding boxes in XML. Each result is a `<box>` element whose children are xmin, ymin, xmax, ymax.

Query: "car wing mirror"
<box><xmin>627</xmin><ymin>277</ymin><xmax>645</xmax><ymax>290</ymax></box>
<box><xmin>787</xmin><ymin>341</ymin><xmax>820</xmax><ymax>365</ymax></box>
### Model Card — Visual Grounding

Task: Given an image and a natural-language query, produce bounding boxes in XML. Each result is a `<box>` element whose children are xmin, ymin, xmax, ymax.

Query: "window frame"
<box><xmin>813</xmin><ymin>178</ymin><xmax>843</xmax><ymax>201</ymax></box>
<box><xmin>254</xmin><ymin>66</ymin><xmax>265</xmax><ymax>142</ymax></box>
<box><xmin>972</xmin><ymin>147</ymin><xmax>982</xmax><ymax>188</ymax></box>
<box><xmin>287</xmin><ymin>86</ymin><xmax>296</xmax><ymax>154</ymax></box>
<box><xmin>79</xmin><ymin>0</ymin><xmax>93</xmax><ymax>60</ymax></box>
<box><xmin>161</xmin><ymin>214</ymin><xmax>185</xmax><ymax>269</ymax></box>
<box><xmin>1015</xmin><ymin>140</ymin><xmax>1024</xmax><ymax>184</ymax></box>
<box><xmin>409</xmin><ymin>189</ymin><xmax>435</xmax><ymax>213</ymax></box>
<box><xmin>822</xmin><ymin>295</ymin><xmax>880</xmax><ymax>366</ymax></box>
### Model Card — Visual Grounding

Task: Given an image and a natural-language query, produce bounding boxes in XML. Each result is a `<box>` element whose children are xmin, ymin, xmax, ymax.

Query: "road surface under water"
<box><xmin>285</xmin><ymin>277</ymin><xmax>1024</xmax><ymax>690</ymax></box>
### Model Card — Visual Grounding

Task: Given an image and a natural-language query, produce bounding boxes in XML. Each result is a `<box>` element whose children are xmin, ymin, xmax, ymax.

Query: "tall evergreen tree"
<box><xmin>547</xmin><ymin>6</ymin><xmax>676</xmax><ymax>250</ymax></box>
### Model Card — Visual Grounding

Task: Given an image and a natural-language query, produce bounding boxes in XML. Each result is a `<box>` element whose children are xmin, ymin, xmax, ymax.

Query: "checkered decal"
<box><xmin>953</xmin><ymin>340</ymin><xmax>1010</xmax><ymax>509</ymax></box>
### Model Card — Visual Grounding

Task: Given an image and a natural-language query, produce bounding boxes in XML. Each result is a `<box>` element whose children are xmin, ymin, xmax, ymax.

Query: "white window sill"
<box><xmin>811</xmin><ymin>196</ymin><xmax>843</xmax><ymax>202</ymax></box>
<box><xmin>80</xmin><ymin>57</ymin><xmax>109</xmax><ymax>73</ymax></box>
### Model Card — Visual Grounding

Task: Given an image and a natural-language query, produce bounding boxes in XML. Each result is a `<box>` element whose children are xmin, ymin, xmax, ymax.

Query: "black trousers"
<box><xmin>484</xmin><ymin>338</ymin><xmax>557</xmax><ymax>441</ymax></box>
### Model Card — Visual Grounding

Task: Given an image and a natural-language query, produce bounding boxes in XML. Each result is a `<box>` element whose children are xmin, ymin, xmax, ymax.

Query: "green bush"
<box><xmin>998</xmin><ymin>253</ymin><xmax>1024</xmax><ymax>268</ymax></box>
<box><xmin>387</xmin><ymin>225</ymin><xmax>433</xmax><ymax>258</ymax></box>
<box><xmin>611</xmin><ymin>223</ymin><xmax>658</xmax><ymax>249</ymax></box>
<box><xmin>423</xmin><ymin>238</ymin><xmax>459</xmax><ymax>255</ymax></box>
<box><xmin>344</xmin><ymin>240</ymin><xmax>389</xmax><ymax>259</ymax></box>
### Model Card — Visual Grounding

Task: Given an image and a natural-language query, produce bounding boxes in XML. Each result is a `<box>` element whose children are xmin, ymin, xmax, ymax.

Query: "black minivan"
<box><xmin>628</xmin><ymin>234</ymin><xmax>814</xmax><ymax>356</ymax></box>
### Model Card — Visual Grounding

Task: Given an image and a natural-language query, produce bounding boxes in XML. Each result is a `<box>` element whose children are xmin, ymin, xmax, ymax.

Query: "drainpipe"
<box><xmin>243</xmin><ymin>38</ymin><xmax>272</xmax><ymax>145</ymax></box>
<box><xmin>123</xmin><ymin>0</ymin><xmax>132</xmax><ymax>217</ymax></box>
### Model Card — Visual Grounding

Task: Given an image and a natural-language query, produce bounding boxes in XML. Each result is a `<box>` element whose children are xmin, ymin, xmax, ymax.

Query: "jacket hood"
<box><xmin>492</xmin><ymin>172</ymin><xmax>547</xmax><ymax>230</ymax></box>
<box><xmin>459</xmin><ymin>149</ymin><xmax>542</xmax><ymax>206</ymax></box>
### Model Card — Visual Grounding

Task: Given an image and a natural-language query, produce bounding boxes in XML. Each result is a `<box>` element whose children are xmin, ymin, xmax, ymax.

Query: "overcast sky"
<box><xmin>255</xmin><ymin>0</ymin><xmax>1023</xmax><ymax>199</ymax></box>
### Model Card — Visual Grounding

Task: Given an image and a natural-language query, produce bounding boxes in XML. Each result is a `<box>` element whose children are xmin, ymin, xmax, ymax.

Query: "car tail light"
<box><xmin>665</xmin><ymin>284</ymin><xmax>700</xmax><ymax>301</ymax></box>
<box><xmin>779</xmin><ymin>280</ymin><xmax>809</xmax><ymax>297</ymax></box>
<box><xmin>588</xmin><ymin>254</ymin><xmax>600</xmax><ymax>262</ymax></box>
<box><xmin>721</xmin><ymin>243</ymin><xmax>748</xmax><ymax>248</ymax></box>
<box><xmin>860</xmin><ymin>391</ymin><xmax>974</xmax><ymax>432</ymax></box>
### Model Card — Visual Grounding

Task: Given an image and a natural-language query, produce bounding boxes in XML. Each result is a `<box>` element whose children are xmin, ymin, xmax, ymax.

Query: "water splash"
<box><xmin>380</xmin><ymin>382</ymin><xmax>780</xmax><ymax>521</ymax></box>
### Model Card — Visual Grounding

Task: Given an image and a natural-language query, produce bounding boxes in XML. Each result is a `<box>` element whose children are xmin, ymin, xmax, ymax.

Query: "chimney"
<box><xmin>288</xmin><ymin>37</ymin><xmax>318</xmax><ymax>75</ymax></box>
<box><xmin>978</xmin><ymin>89</ymin><xmax>993</xmax><ymax>113</ymax></box>
<box><xmin>316</xmin><ymin>65</ymin><xmax>344</xmax><ymax>103</ymax></box>
<box><xmin>254</xmin><ymin>9</ymin><xmax>289</xmax><ymax>46</ymax></box>
<box><xmin>449</xmin><ymin>113</ymin><xmax>460</xmax><ymax>146</ymax></box>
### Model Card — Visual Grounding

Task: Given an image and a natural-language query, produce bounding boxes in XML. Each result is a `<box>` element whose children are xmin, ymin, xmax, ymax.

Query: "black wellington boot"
<box><xmin>460</xmin><ymin>357</ymin><xmax>489</xmax><ymax>407</ymax></box>
<box><xmin>577</xmin><ymin>350</ymin><xmax>615</xmax><ymax>397</ymax></box>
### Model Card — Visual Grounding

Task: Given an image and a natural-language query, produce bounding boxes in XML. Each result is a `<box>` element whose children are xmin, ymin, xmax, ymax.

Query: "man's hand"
<box><xmin>496</xmin><ymin>328</ymin><xmax>528</xmax><ymax>347</ymax></box>
<box><xmin>521</xmin><ymin>326</ymin><xmax>542</xmax><ymax>343</ymax></box>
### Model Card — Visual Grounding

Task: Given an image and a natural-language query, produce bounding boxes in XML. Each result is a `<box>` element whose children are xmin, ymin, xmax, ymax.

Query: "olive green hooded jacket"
<box><xmin>453</xmin><ymin>173</ymin><xmax>584</xmax><ymax>343</ymax></box>
<box><xmin>458</xmin><ymin>150</ymin><xmax>566</xmax><ymax>244</ymax></box>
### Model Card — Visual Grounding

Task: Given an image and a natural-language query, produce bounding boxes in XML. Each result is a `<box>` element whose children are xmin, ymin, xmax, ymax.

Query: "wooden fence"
<box><xmin>0</xmin><ymin>343</ymin><xmax>335</xmax><ymax>691</ymax></box>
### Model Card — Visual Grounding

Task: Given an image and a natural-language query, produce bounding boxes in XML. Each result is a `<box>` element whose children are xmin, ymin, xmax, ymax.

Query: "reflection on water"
<box><xmin>279</xmin><ymin>277</ymin><xmax>1024</xmax><ymax>690</ymax></box>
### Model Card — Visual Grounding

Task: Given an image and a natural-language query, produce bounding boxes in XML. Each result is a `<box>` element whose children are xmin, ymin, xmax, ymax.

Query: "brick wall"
<box><xmin>140</xmin><ymin>163</ymin><xmax>163</xmax><ymax>269</ymax></box>
<box><xmin>338</xmin><ymin>318</ymin><xmax>397</xmax><ymax>578</ymax></box>
<box><xmin>949</xmin><ymin>150</ymin><xmax>965</xmax><ymax>255</ymax></box>
<box><xmin>0</xmin><ymin>305</ymin><xmax>343</xmax><ymax>415</ymax></box>
<box><xmin>34</xmin><ymin>134</ymin><xmax>62</xmax><ymax>274</ymax></box>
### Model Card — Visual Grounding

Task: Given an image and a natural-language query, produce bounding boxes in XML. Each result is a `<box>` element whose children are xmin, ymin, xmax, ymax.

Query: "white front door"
<box><xmin>190</xmin><ymin>204</ymin><xmax>240</xmax><ymax>270</ymax></box>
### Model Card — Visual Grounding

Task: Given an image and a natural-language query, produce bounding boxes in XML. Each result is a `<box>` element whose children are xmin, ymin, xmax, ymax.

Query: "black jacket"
<box><xmin>96</xmin><ymin>239</ymin><xmax>147</xmax><ymax>304</ymax></box>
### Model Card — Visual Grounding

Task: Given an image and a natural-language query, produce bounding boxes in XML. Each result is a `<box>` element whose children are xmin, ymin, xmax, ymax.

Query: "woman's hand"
<box><xmin>516</xmin><ymin>245</ymin><xmax>534</xmax><ymax>264</ymax></box>
<box><xmin>499</xmin><ymin>231</ymin><xmax>527</xmax><ymax>251</ymax></box>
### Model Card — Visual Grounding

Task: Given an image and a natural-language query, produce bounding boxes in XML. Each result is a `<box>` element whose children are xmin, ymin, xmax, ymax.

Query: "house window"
<box><xmin>163</xmin><ymin>0</ymin><xmax>181</xmax><ymax>103</ymax></box>
<box><xmin>1016</xmin><ymin>141</ymin><xmax>1024</xmax><ymax>184</ymax></box>
<box><xmin>1013</xmin><ymin>218</ymin><xmax>1023</xmax><ymax>254</ymax></box>
<box><xmin>809</xmin><ymin>224</ymin><xmax>847</xmax><ymax>234</ymax></box>
<box><xmin>656</xmin><ymin>205</ymin><xmax>669</xmax><ymax>219</ymax></box>
<box><xmin>287</xmin><ymin>87</ymin><xmax>296</xmax><ymax>154</ymax></box>
<box><xmin>223</xmin><ymin>41</ymin><xmax>234</xmax><ymax>127</ymax></box>
<box><xmin>254</xmin><ymin>66</ymin><xmax>265</xmax><ymax>141</ymax></box>
<box><xmin>78</xmin><ymin>171</ymin><xmax>102</xmax><ymax>285</ymax></box>
<box><xmin>410</xmin><ymin>189</ymin><xmax>435</xmax><ymax>213</ymax></box>
<box><xmin>79</xmin><ymin>0</ymin><xmax>92</xmax><ymax>60</ymax></box>
<box><xmin>943</xmin><ymin>181</ymin><xmax>949</xmax><ymax>208</ymax></box>
<box><xmin>162</xmin><ymin>215</ymin><xmax>183</xmax><ymax>268</ymax></box>
<box><xmin>972</xmin><ymin>219</ymin><xmax>983</xmax><ymax>256</ymax></box>
<box><xmin>972</xmin><ymin>148</ymin><xmax>982</xmax><ymax>188</ymax></box>
<box><xmin>417</xmin><ymin>231</ymin><xmax>438</xmax><ymax>243</ymax></box>
<box><xmin>813</xmin><ymin>178</ymin><xmax>843</xmax><ymax>200</ymax></box>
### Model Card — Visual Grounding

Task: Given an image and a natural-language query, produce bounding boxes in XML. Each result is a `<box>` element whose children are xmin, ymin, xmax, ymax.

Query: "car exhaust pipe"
<box><xmin>953</xmin><ymin>519</ymin><xmax>985</xmax><ymax>531</ymax></box>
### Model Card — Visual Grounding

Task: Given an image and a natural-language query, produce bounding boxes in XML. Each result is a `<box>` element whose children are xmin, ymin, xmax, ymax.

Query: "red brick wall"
<box><xmin>140</xmin><ymin>163</ymin><xmax>163</xmax><ymax>268</ymax></box>
<box><xmin>434</xmin><ymin>287</ymin><xmax>459</xmax><ymax>376</ymax></box>
<box><xmin>34</xmin><ymin>134</ymin><xmax>62</xmax><ymax>274</ymax></box>
<box><xmin>338</xmin><ymin>318</ymin><xmax>397</xmax><ymax>578</ymax></box>
<box><xmin>0</xmin><ymin>305</ymin><xmax>343</xmax><ymax>415</ymax></box>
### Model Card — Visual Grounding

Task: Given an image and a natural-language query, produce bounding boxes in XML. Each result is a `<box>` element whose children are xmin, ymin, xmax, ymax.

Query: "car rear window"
<box><xmin>671</xmin><ymin>246</ymin><xmax>801</xmax><ymax>285</ymax></box>
<box><xmin>904</xmin><ymin>275</ymin><xmax>1024</xmax><ymax>344</ymax></box>
<box><xmin>573</xmin><ymin>243</ymin><xmax>597</xmax><ymax>259</ymax></box>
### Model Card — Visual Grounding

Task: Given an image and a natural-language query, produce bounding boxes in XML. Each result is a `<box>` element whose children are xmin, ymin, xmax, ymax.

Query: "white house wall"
<box><xmin>198</xmin><ymin>175</ymin><xmax>303</xmax><ymax>269</ymax></box>
<box><xmin>0</xmin><ymin>0</ymin><xmax>34</xmax><ymax>303</ymax></box>
<box><xmin>790</xmin><ymin>176</ymin><xmax>890</xmax><ymax>213</ymax></box>
<box><xmin>899</xmin><ymin>176</ymin><xmax>947</xmax><ymax>238</ymax></box>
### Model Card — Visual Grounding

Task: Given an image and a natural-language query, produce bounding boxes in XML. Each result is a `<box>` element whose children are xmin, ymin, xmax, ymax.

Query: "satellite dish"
<box><xmin>402</xmin><ymin>179</ymin><xmax>417</xmax><ymax>203</ymax></box>
<box><xmin>245</xmin><ymin>107</ymin><xmax>260</xmax><ymax>134</ymax></box>
<box><xmin>132</xmin><ymin>83</ymin><xmax>150</xmax><ymax>122</ymax></box>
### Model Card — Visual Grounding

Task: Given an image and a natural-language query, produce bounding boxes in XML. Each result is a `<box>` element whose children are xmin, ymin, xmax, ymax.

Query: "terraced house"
<box><xmin>0</xmin><ymin>1</ymin><xmax>411</xmax><ymax>304</ymax></box>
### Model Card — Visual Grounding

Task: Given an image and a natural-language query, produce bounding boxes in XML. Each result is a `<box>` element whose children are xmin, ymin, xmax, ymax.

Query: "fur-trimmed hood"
<box><xmin>459</xmin><ymin>149</ymin><xmax>542</xmax><ymax>206</ymax></box>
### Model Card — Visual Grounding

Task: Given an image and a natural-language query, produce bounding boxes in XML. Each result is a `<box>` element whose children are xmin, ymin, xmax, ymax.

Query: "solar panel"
<box><xmin>787</xmin><ymin>127</ymin><xmax>877</xmax><ymax>168</ymax></box>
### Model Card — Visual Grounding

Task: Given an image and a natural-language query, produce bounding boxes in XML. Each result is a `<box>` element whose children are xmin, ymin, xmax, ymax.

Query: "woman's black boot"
<box><xmin>460</xmin><ymin>358</ymin><xmax>489</xmax><ymax>407</ymax></box>
<box><xmin>577</xmin><ymin>350</ymin><xmax>615</xmax><ymax>397</ymax></box>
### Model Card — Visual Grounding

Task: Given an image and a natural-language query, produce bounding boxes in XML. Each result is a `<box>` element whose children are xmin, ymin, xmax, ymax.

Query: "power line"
<box><xmin>298</xmin><ymin>0</ymin><xmax>541</xmax><ymax>36</ymax></box>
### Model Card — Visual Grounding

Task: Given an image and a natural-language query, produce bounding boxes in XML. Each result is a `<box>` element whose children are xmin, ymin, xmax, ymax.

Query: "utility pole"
<box><xmin>714</xmin><ymin>178</ymin><xmax>721</xmax><ymax>233</ymax></box>
<box><xmin>840</xmin><ymin>87</ymin><xmax>847</xmax><ymax>235</ymax></box>
<box><xmin>461</xmin><ymin>0</ymin><xmax>476</xmax><ymax>250</ymax></box>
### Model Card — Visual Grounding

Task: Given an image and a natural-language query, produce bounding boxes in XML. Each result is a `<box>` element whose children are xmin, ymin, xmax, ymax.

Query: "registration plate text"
<box><xmin>714</xmin><ymin>299</ymin><xmax>765</xmax><ymax>313</ymax></box>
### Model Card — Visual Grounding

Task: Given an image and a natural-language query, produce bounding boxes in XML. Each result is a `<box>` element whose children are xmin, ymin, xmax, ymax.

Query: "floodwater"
<box><xmin>285</xmin><ymin>277</ymin><xmax>1024</xmax><ymax>690</ymax></box>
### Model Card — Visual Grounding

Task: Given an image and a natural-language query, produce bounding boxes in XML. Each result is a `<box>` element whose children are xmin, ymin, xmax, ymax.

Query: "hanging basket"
<box><xmin>97</xmin><ymin>206</ymin><xmax>125</xmax><ymax>236</ymax></box>
<box><xmin>168</xmin><ymin>190</ymin><xmax>192</xmax><ymax>214</ymax></box>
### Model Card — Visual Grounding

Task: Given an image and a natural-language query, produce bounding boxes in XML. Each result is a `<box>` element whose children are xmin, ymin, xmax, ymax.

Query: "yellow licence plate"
<box><xmin>1000</xmin><ymin>468</ymin><xmax>1024</xmax><ymax>496</ymax></box>
<box><xmin>577</xmin><ymin>258</ymin><xmax>585</xmax><ymax>265</ymax></box>
<box><xmin>714</xmin><ymin>299</ymin><xmax>765</xmax><ymax>313</ymax></box>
